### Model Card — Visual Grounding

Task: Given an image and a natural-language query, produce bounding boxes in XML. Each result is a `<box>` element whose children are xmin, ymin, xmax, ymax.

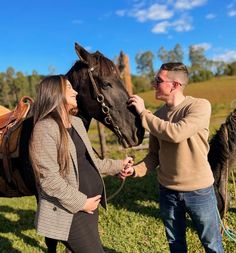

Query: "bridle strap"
<box><xmin>87</xmin><ymin>67</ymin><xmax>124</xmax><ymax>142</ymax></box>
<box><xmin>87</xmin><ymin>66</ymin><xmax>126</xmax><ymax>202</ymax></box>
<box><xmin>88</xmin><ymin>66</ymin><xmax>100</xmax><ymax>96</ymax></box>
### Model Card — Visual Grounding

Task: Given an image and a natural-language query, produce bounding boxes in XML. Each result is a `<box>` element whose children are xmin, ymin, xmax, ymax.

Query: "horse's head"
<box><xmin>66</xmin><ymin>43</ymin><xmax>144</xmax><ymax>148</ymax></box>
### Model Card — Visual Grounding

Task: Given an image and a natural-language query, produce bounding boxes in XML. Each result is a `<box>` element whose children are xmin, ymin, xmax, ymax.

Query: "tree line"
<box><xmin>1</xmin><ymin>43</ymin><xmax>236</xmax><ymax>108</ymax></box>
<box><xmin>0</xmin><ymin>67</ymin><xmax>43</xmax><ymax>108</ymax></box>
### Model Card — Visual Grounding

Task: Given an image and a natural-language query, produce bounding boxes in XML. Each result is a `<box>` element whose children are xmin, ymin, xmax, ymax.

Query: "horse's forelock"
<box><xmin>94</xmin><ymin>51</ymin><xmax>118</xmax><ymax>77</ymax></box>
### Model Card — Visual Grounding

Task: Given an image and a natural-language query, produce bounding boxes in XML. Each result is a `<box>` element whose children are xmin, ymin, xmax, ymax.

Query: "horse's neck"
<box><xmin>77</xmin><ymin>113</ymin><xmax>91</xmax><ymax>131</ymax></box>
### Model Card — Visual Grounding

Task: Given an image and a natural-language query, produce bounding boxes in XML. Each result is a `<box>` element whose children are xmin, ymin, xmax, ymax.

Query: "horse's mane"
<box><xmin>208</xmin><ymin>108</ymin><xmax>236</xmax><ymax>173</ymax></box>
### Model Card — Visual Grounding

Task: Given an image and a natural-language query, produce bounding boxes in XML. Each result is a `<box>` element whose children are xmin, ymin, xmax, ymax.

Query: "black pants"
<box><xmin>61</xmin><ymin>209</ymin><xmax>104</xmax><ymax>253</ymax></box>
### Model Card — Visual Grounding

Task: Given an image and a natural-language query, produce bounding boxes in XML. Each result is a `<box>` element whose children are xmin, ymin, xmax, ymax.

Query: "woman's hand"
<box><xmin>119</xmin><ymin>166</ymin><xmax>135</xmax><ymax>180</ymax></box>
<box><xmin>82</xmin><ymin>195</ymin><xmax>101</xmax><ymax>214</ymax></box>
<box><xmin>119</xmin><ymin>156</ymin><xmax>135</xmax><ymax>180</ymax></box>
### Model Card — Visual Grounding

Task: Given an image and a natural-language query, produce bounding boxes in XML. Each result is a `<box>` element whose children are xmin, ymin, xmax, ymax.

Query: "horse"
<box><xmin>0</xmin><ymin>42</ymin><xmax>145</xmax><ymax>252</ymax></box>
<box><xmin>208</xmin><ymin>108</ymin><xmax>236</xmax><ymax>218</ymax></box>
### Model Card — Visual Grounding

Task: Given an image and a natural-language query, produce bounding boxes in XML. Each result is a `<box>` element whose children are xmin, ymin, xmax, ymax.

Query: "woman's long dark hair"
<box><xmin>30</xmin><ymin>75</ymin><xmax>70</xmax><ymax>177</ymax></box>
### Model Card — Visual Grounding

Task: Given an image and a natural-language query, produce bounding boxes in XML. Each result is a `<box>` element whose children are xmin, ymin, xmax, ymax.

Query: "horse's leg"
<box><xmin>45</xmin><ymin>237</ymin><xmax>58</xmax><ymax>253</ymax></box>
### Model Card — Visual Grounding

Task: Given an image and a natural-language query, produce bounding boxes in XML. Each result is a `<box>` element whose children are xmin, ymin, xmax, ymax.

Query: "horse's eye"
<box><xmin>102</xmin><ymin>82</ymin><xmax>112</xmax><ymax>89</ymax></box>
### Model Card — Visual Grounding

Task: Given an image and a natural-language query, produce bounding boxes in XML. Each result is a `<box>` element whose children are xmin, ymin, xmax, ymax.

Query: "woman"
<box><xmin>30</xmin><ymin>75</ymin><xmax>133</xmax><ymax>253</ymax></box>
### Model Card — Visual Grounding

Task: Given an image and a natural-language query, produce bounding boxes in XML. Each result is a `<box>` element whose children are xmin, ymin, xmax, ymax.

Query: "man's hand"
<box><xmin>122</xmin><ymin>156</ymin><xmax>134</xmax><ymax>168</ymax></box>
<box><xmin>128</xmin><ymin>95</ymin><xmax>146</xmax><ymax>115</ymax></box>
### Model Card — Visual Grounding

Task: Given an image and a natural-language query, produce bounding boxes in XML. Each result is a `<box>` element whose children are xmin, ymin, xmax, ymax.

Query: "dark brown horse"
<box><xmin>0</xmin><ymin>43</ymin><xmax>144</xmax><ymax>252</ymax></box>
<box><xmin>66</xmin><ymin>43</ymin><xmax>144</xmax><ymax>148</ymax></box>
<box><xmin>208</xmin><ymin>108</ymin><xmax>236</xmax><ymax>217</ymax></box>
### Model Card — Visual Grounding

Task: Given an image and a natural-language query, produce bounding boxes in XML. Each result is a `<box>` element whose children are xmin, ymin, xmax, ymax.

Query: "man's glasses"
<box><xmin>152</xmin><ymin>76</ymin><xmax>182</xmax><ymax>87</ymax></box>
<box><xmin>152</xmin><ymin>76</ymin><xmax>171</xmax><ymax>86</ymax></box>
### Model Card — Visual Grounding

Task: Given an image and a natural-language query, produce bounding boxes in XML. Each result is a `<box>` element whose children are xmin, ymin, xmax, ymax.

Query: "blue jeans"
<box><xmin>159</xmin><ymin>184</ymin><xmax>224</xmax><ymax>253</ymax></box>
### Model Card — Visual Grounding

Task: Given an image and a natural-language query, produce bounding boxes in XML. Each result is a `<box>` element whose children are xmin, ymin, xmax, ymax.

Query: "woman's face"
<box><xmin>64</xmin><ymin>80</ymin><xmax>78</xmax><ymax>110</ymax></box>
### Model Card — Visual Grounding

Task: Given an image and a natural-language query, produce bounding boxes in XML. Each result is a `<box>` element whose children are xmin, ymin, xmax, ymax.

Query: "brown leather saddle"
<box><xmin>0</xmin><ymin>96</ymin><xmax>34</xmax><ymax>184</ymax></box>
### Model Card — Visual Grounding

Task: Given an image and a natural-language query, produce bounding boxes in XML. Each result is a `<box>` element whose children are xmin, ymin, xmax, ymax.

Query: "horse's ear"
<box><xmin>75</xmin><ymin>43</ymin><xmax>89</xmax><ymax>65</ymax></box>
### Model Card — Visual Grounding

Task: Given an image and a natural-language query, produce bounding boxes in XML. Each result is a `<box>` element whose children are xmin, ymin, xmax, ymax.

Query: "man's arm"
<box><xmin>120</xmin><ymin>134</ymin><xmax>160</xmax><ymax>178</ymax></box>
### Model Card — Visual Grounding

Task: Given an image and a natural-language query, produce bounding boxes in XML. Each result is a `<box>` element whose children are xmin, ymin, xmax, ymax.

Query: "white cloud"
<box><xmin>131</xmin><ymin>4</ymin><xmax>174</xmax><ymax>22</ymax></box>
<box><xmin>192</xmin><ymin>43</ymin><xmax>212</xmax><ymax>51</ymax></box>
<box><xmin>228</xmin><ymin>10</ymin><xmax>236</xmax><ymax>16</ymax></box>
<box><xmin>152</xmin><ymin>21</ymin><xmax>170</xmax><ymax>33</ymax></box>
<box><xmin>213</xmin><ymin>50</ymin><xmax>236</xmax><ymax>62</ymax></box>
<box><xmin>174</xmin><ymin>0</ymin><xmax>207</xmax><ymax>10</ymax></box>
<box><xmin>152</xmin><ymin>15</ymin><xmax>193</xmax><ymax>34</ymax></box>
<box><xmin>116</xmin><ymin>0</ymin><xmax>206</xmax><ymax>35</ymax></box>
<box><xmin>172</xmin><ymin>16</ymin><xmax>193</xmax><ymax>31</ymax></box>
<box><xmin>205</xmin><ymin>13</ymin><xmax>216</xmax><ymax>19</ymax></box>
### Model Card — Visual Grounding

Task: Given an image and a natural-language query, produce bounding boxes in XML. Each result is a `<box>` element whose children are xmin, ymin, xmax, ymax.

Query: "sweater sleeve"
<box><xmin>140</xmin><ymin>99</ymin><xmax>211</xmax><ymax>143</ymax></box>
<box><xmin>133</xmin><ymin>134</ymin><xmax>160</xmax><ymax>177</ymax></box>
<box><xmin>30</xmin><ymin>120</ymin><xmax>87</xmax><ymax>214</ymax></box>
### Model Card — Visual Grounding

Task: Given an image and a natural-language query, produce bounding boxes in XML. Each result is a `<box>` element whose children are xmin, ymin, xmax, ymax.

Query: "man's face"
<box><xmin>152</xmin><ymin>70</ymin><xmax>174</xmax><ymax>101</ymax></box>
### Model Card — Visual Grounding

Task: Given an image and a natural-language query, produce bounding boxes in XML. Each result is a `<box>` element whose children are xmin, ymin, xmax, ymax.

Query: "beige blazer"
<box><xmin>30</xmin><ymin>116</ymin><xmax>122</xmax><ymax>240</ymax></box>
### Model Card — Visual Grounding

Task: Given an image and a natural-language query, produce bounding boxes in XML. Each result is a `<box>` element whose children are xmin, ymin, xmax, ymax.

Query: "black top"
<box><xmin>67</xmin><ymin>127</ymin><xmax>103</xmax><ymax>198</ymax></box>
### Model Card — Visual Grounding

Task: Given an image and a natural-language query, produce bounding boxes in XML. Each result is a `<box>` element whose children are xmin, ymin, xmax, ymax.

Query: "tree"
<box><xmin>157</xmin><ymin>44</ymin><xmax>184</xmax><ymax>63</ymax></box>
<box><xmin>15</xmin><ymin>71</ymin><xmax>29</xmax><ymax>101</ymax></box>
<box><xmin>0</xmin><ymin>72</ymin><xmax>6</xmax><ymax>106</ymax></box>
<box><xmin>131</xmin><ymin>75</ymin><xmax>152</xmax><ymax>93</ymax></box>
<box><xmin>172</xmin><ymin>43</ymin><xmax>183</xmax><ymax>62</ymax></box>
<box><xmin>224</xmin><ymin>61</ymin><xmax>236</xmax><ymax>76</ymax></box>
<box><xmin>157</xmin><ymin>46</ymin><xmax>168</xmax><ymax>63</ymax></box>
<box><xmin>135</xmin><ymin>51</ymin><xmax>155</xmax><ymax>79</ymax></box>
<box><xmin>189</xmin><ymin>45</ymin><xmax>207</xmax><ymax>69</ymax></box>
<box><xmin>28</xmin><ymin>70</ymin><xmax>41</xmax><ymax>98</ymax></box>
<box><xmin>5</xmin><ymin>67</ymin><xmax>16</xmax><ymax>108</ymax></box>
<box><xmin>188</xmin><ymin>45</ymin><xmax>214</xmax><ymax>82</ymax></box>
<box><xmin>210</xmin><ymin>61</ymin><xmax>226</xmax><ymax>76</ymax></box>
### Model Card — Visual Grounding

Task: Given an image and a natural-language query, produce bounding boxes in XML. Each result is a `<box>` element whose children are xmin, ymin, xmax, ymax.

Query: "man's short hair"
<box><xmin>160</xmin><ymin>62</ymin><xmax>189</xmax><ymax>86</ymax></box>
<box><xmin>160</xmin><ymin>62</ymin><xmax>188</xmax><ymax>75</ymax></box>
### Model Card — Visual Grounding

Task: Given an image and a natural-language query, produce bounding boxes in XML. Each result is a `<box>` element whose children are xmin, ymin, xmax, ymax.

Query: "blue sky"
<box><xmin>0</xmin><ymin>0</ymin><xmax>236</xmax><ymax>75</ymax></box>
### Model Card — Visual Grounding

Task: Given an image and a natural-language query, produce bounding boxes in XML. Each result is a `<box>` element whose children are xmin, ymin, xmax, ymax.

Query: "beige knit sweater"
<box><xmin>134</xmin><ymin>96</ymin><xmax>214</xmax><ymax>191</ymax></box>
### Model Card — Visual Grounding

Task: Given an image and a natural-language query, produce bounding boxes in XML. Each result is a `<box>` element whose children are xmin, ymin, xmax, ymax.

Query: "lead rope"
<box><xmin>106</xmin><ymin>146</ymin><xmax>131</xmax><ymax>202</ymax></box>
<box><xmin>107</xmin><ymin>178</ymin><xmax>126</xmax><ymax>202</ymax></box>
<box><xmin>92</xmin><ymin>144</ymin><xmax>127</xmax><ymax>202</ymax></box>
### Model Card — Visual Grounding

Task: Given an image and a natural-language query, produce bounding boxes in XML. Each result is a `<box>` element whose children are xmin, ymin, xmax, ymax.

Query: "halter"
<box><xmin>87</xmin><ymin>66</ymin><xmax>124</xmax><ymax>143</ymax></box>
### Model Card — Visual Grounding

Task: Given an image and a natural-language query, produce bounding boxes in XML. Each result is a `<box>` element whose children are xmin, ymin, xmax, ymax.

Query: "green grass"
<box><xmin>1</xmin><ymin>75</ymin><xmax>236</xmax><ymax>252</ymax></box>
<box><xmin>0</xmin><ymin>172</ymin><xmax>236</xmax><ymax>252</ymax></box>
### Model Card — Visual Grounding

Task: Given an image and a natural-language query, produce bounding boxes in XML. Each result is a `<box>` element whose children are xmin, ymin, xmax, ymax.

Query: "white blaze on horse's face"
<box><xmin>65</xmin><ymin>80</ymin><xmax>78</xmax><ymax>111</ymax></box>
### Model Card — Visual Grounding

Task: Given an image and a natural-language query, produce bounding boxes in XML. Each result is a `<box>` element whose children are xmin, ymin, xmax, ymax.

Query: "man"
<box><xmin>123</xmin><ymin>63</ymin><xmax>224</xmax><ymax>252</ymax></box>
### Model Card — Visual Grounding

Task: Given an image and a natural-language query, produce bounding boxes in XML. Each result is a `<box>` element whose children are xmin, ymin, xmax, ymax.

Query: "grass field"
<box><xmin>0</xmin><ymin>76</ymin><xmax>236</xmax><ymax>252</ymax></box>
